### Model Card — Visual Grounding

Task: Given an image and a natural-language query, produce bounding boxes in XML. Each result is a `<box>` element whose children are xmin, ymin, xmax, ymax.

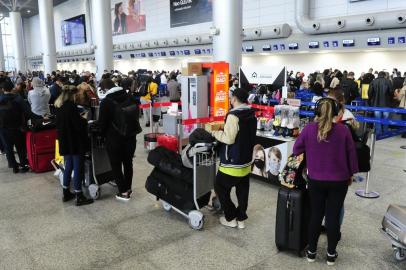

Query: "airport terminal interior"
<box><xmin>0</xmin><ymin>0</ymin><xmax>405</xmax><ymax>269</ymax></box>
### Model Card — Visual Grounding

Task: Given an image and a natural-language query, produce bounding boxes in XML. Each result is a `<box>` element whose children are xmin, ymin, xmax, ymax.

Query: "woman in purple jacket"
<box><xmin>293</xmin><ymin>98</ymin><xmax>358</xmax><ymax>266</ymax></box>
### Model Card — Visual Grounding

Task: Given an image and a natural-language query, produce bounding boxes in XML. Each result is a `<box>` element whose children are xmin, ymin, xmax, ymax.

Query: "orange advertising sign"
<box><xmin>210</xmin><ymin>62</ymin><xmax>229</xmax><ymax>117</ymax></box>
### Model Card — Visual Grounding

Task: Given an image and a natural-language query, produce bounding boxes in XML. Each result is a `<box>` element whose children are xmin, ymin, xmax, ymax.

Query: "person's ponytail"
<box><xmin>315</xmin><ymin>100</ymin><xmax>334</xmax><ymax>142</ymax></box>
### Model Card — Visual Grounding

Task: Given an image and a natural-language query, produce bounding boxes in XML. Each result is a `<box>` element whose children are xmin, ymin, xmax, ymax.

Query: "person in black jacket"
<box><xmin>368</xmin><ymin>71</ymin><xmax>394</xmax><ymax>135</ymax></box>
<box><xmin>98</xmin><ymin>78</ymin><xmax>141</xmax><ymax>201</ymax></box>
<box><xmin>0</xmin><ymin>80</ymin><xmax>31</xmax><ymax>173</ymax></box>
<box><xmin>340</xmin><ymin>72</ymin><xmax>359</xmax><ymax>105</ymax></box>
<box><xmin>55</xmin><ymin>85</ymin><xmax>93</xmax><ymax>206</ymax></box>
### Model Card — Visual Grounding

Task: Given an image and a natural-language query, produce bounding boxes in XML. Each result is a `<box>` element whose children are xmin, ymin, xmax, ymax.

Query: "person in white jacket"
<box><xmin>28</xmin><ymin>77</ymin><xmax>51</xmax><ymax>117</ymax></box>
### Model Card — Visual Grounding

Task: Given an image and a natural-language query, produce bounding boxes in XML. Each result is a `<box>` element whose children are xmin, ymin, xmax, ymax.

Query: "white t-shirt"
<box><xmin>160</xmin><ymin>74</ymin><xmax>168</xmax><ymax>84</ymax></box>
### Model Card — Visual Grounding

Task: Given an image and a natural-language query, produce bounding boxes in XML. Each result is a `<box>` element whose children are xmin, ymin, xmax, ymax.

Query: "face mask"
<box><xmin>268</xmin><ymin>160</ymin><xmax>281</xmax><ymax>175</ymax></box>
<box><xmin>254</xmin><ymin>159</ymin><xmax>265</xmax><ymax>170</ymax></box>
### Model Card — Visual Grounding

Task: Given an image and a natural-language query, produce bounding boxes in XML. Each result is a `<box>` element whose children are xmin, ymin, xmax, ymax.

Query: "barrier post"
<box><xmin>355</xmin><ymin>126</ymin><xmax>380</xmax><ymax>199</ymax></box>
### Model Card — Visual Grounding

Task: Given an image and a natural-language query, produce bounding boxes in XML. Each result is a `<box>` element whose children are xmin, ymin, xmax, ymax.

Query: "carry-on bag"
<box><xmin>26</xmin><ymin>129</ymin><xmax>57</xmax><ymax>173</ymax></box>
<box><xmin>381</xmin><ymin>204</ymin><xmax>406</xmax><ymax>261</ymax></box>
<box><xmin>157</xmin><ymin>134</ymin><xmax>179</xmax><ymax>152</ymax></box>
<box><xmin>275</xmin><ymin>187</ymin><xmax>309</xmax><ymax>256</ymax></box>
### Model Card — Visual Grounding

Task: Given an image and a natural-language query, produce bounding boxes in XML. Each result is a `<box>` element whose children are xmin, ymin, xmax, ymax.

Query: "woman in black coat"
<box><xmin>55</xmin><ymin>85</ymin><xmax>93</xmax><ymax>206</ymax></box>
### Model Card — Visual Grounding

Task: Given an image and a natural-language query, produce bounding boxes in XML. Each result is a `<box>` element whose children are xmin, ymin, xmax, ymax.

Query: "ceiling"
<box><xmin>0</xmin><ymin>0</ymin><xmax>68</xmax><ymax>18</ymax></box>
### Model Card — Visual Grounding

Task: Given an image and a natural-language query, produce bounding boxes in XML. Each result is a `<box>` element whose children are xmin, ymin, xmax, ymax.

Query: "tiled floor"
<box><xmin>0</xmin><ymin>132</ymin><xmax>405</xmax><ymax>270</ymax></box>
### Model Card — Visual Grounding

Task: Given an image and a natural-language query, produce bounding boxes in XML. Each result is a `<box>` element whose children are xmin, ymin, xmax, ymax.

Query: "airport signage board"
<box><xmin>170</xmin><ymin>0</ymin><xmax>212</xmax><ymax>28</ymax></box>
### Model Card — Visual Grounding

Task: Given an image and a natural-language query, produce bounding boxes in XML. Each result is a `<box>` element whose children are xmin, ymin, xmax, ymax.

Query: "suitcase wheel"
<box><xmin>89</xmin><ymin>184</ymin><xmax>100</xmax><ymax>200</ymax></box>
<box><xmin>162</xmin><ymin>201</ymin><xmax>172</xmax><ymax>212</ymax></box>
<box><xmin>394</xmin><ymin>248</ymin><xmax>406</xmax><ymax>262</ymax></box>
<box><xmin>212</xmin><ymin>196</ymin><xmax>222</xmax><ymax>212</ymax></box>
<box><xmin>188</xmin><ymin>210</ymin><xmax>204</xmax><ymax>230</ymax></box>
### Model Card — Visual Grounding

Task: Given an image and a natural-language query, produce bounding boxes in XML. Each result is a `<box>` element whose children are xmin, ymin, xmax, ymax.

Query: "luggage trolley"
<box><xmin>161</xmin><ymin>143</ymin><xmax>217</xmax><ymax>230</ymax></box>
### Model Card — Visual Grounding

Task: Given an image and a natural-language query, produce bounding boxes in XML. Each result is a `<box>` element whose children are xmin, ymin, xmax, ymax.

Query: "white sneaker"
<box><xmin>219</xmin><ymin>217</ymin><xmax>237</xmax><ymax>228</ymax></box>
<box><xmin>237</xmin><ymin>221</ymin><xmax>245</xmax><ymax>229</ymax></box>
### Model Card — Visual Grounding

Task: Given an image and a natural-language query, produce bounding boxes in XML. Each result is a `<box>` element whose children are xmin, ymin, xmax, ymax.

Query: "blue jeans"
<box><xmin>63</xmin><ymin>155</ymin><xmax>84</xmax><ymax>193</ymax></box>
<box><xmin>374</xmin><ymin>111</ymin><xmax>390</xmax><ymax>135</ymax></box>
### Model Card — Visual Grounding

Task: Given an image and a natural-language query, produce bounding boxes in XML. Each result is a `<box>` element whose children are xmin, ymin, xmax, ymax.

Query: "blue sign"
<box><xmin>399</xmin><ymin>37</ymin><xmax>405</xmax><ymax>44</ymax></box>
<box><xmin>309</xmin><ymin>41</ymin><xmax>320</xmax><ymax>49</ymax></box>
<box><xmin>273</xmin><ymin>44</ymin><xmax>279</xmax><ymax>50</ymax></box>
<box><xmin>388</xmin><ymin>37</ymin><xmax>395</xmax><ymax>45</ymax></box>
<box><xmin>367</xmin><ymin>37</ymin><xmax>380</xmax><ymax>46</ymax></box>
<box><xmin>184</xmin><ymin>50</ymin><xmax>191</xmax><ymax>55</ymax></box>
<box><xmin>169</xmin><ymin>51</ymin><xmax>175</xmax><ymax>56</ymax></box>
<box><xmin>323</xmin><ymin>41</ymin><xmax>329</xmax><ymax>48</ymax></box>
<box><xmin>332</xmin><ymin>41</ymin><xmax>339</xmax><ymax>47</ymax></box>
<box><xmin>280</xmin><ymin>44</ymin><xmax>286</xmax><ymax>50</ymax></box>
<box><xmin>194</xmin><ymin>49</ymin><xmax>201</xmax><ymax>54</ymax></box>
<box><xmin>343</xmin><ymin>39</ymin><xmax>355</xmax><ymax>47</ymax></box>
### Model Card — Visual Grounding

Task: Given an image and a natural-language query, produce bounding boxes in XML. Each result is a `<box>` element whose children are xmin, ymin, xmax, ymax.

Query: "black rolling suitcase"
<box><xmin>275</xmin><ymin>187</ymin><xmax>309</xmax><ymax>256</ymax></box>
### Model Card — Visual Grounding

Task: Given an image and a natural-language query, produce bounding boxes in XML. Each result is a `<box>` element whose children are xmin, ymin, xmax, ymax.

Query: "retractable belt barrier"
<box><xmin>139</xmin><ymin>101</ymin><xmax>181</xmax><ymax>109</ymax></box>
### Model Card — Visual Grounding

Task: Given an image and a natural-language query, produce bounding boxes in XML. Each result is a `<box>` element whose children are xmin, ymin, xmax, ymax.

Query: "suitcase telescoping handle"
<box><xmin>286</xmin><ymin>193</ymin><xmax>294</xmax><ymax>231</ymax></box>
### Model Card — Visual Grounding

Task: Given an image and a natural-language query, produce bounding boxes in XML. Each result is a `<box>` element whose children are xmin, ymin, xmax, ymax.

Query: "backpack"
<box><xmin>110</xmin><ymin>96</ymin><xmax>142</xmax><ymax>137</ymax></box>
<box><xmin>0</xmin><ymin>97</ymin><xmax>21</xmax><ymax>129</ymax></box>
<box><xmin>133</xmin><ymin>81</ymin><xmax>148</xmax><ymax>97</ymax></box>
<box><xmin>279</xmin><ymin>154</ymin><xmax>307</xmax><ymax>190</ymax></box>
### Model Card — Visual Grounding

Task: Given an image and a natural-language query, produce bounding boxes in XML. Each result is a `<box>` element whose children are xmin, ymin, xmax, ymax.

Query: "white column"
<box><xmin>212</xmin><ymin>0</ymin><xmax>243</xmax><ymax>75</ymax></box>
<box><xmin>9</xmin><ymin>11</ymin><xmax>26</xmax><ymax>73</ymax></box>
<box><xmin>38</xmin><ymin>0</ymin><xmax>57</xmax><ymax>75</ymax></box>
<box><xmin>0</xmin><ymin>23</ymin><xmax>5</xmax><ymax>70</ymax></box>
<box><xmin>91</xmin><ymin>0</ymin><xmax>113</xmax><ymax>80</ymax></box>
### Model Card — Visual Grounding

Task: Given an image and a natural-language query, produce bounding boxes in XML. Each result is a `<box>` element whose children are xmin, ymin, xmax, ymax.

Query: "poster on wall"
<box><xmin>170</xmin><ymin>0</ymin><xmax>213</xmax><ymax>28</ymax></box>
<box><xmin>251</xmin><ymin>141</ymin><xmax>295</xmax><ymax>185</ymax></box>
<box><xmin>111</xmin><ymin>0</ymin><xmax>146</xmax><ymax>35</ymax></box>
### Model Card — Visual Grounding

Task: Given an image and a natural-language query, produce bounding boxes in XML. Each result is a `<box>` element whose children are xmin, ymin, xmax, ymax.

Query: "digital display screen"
<box><xmin>273</xmin><ymin>45</ymin><xmax>279</xmax><ymax>50</ymax></box>
<box><xmin>388</xmin><ymin>37</ymin><xmax>395</xmax><ymax>45</ymax></box>
<box><xmin>194</xmin><ymin>49</ymin><xmax>201</xmax><ymax>54</ymax></box>
<box><xmin>399</xmin><ymin>37</ymin><xmax>405</xmax><ymax>44</ymax></box>
<box><xmin>245</xmin><ymin>46</ymin><xmax>254</xmax><ymax>52</ymax></box>
<box><xmin>323</xmin><ymin>41</ymin><xmax>330</xmax><ymax>48</ymax></box>
<box><xmin>288</xmin><ymin>43</ymin><xmax>298</xmax><ymax>50</ymax></box>
<box><xmin>161</xmin><ymin>52</ymin><xmax>166</xmax><ymax>56</ymax></box>
<box><xmin>61</xmin><ymin>14</ymin><xmax>86</xmax><ymax>46</ymax></box>
<box><xmin>148</xmin><ymin>52</ymin><xmax>154</xmax><ymax>57</ymax></box>
<box><xmin>141</xmin><ymin>53</ymin><xmax>146</xmax><ymax>57</ymax></box>
<box><xmin>367</xmin><ymin>37</ymin><xmax>380</xmax><ymax>46</ymax></box>
<box><xmin>280</xmin><ymin>44</ymin><xmax>285</xmax><ymax>50</ymax></box>
<box><xmin>262</xmin><ymin>45</ymin><xmax>271</xmax><ymax>51</ymax></box>
<box><xmin>343</xmin><ymin>39</ymin><xmax>355</xmax><ymax>47</ymax></box>
<box><xmin>332</xmin><ymin>41</ymin><xmax>339</xmax><ymax>47</ymax></box>
<box><xmin>184</xmin><ymin>50</ymin><xmax>191</xmax><ymax>55</ymax></box>
<box><xmin>309</xmin><ymin>41</ymin><xmax>319</xmax><ymax>49</ymax></box>
<box><xmin>169</xmin><ymin>51</ymin><xmax>175</xmax><ymax>56</ymax></box>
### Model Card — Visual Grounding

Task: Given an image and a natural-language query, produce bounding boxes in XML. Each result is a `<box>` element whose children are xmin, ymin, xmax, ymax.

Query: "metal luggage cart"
<box><xmin>380</xmin><ymin>228</ymin><xmax>406</xmax><ymax>262</ymax></box>
<box><xmin>161</xmin><ymin>143</ymin><xmax>217</xmax><ymax>230</ymax></box>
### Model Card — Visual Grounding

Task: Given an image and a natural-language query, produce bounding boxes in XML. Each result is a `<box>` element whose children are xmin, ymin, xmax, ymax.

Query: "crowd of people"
<box><xmin>0</xmin><ymin>66</ymin><xmax>405</xmax><ymax>266</ymax></box>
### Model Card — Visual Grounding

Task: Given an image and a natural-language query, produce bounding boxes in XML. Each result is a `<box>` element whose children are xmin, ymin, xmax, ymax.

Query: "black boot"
<box><xmin>76</xmin><ymin>192</ymin><xmax>94</xmax><ymax>206</ymax></box>
<box><xmin>62</xmin><ymin>188</ymin><xmax>75</xmax><ymax>202</ymax></box>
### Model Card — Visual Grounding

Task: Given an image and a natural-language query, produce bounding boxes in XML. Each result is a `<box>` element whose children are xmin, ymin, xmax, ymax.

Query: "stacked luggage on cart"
<box><xmin>145</xmin><ymin>129</ymin><xmax>217</xmax><ymax>230</ymax></box>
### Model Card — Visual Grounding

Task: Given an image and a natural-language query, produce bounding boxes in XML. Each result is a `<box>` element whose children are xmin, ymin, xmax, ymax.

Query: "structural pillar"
<box><xmin>38</xmin><ymin>0</ymin><xmax>57</xmax><ymax>75</ymax></box>
<box><xmin>212</xmin><ymin>0</ymin><xmax>243</xmax><ymax>75</ymax></box>
<box><xmin>91</xmin><ymin>0</ymin><xmax>113</xmax><ymax>80</ymax></box>
<box><xmin>0</xmin><ymin>22</ymin><xmax>6</xmax><ymax>71</ymax></box>
<box><xmin>9</xmin><ymin>11</ymin><xmax>26</xmax><ymax>73</ymax></box>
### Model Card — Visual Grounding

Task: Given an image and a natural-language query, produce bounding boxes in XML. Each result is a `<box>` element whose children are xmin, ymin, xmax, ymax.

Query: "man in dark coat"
<box><xmin>340</xmin><ymin>72</ymin><xmax>359</xmax><ymax>105</ymax></box>
<box><xmin>368</xmin><ymin>71</ymin><xmax>394</xmax><ymax>135</ymax></box>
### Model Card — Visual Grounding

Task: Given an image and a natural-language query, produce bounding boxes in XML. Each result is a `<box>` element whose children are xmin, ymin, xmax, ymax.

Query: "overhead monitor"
<box><xmin>262</xmin><ymin>45</ymin><xmax>271</xmax><ymax>51</ymax></box>
<box><xmin>367</xmin><ymin>37</ymin><xmax>380</xmax><ymax>46</ymax></box>
<box><xmin>343</xmin><ymin>39</ymin><xmax>355</xmax><ymax>47</ymax></box>
<box><xmin>288</xmin><ymin>43</ymin><xmax>299</xmax><ymax>50</ymax></box>
<box><xmin>61</xmin><ymin>14</ymin><xmax>87</xmax><ymax>46</ymax></box>
<box><xmin>309</xmin><ymin>41</ymin><xmax>319</xmax><ymax>49</ymax></box>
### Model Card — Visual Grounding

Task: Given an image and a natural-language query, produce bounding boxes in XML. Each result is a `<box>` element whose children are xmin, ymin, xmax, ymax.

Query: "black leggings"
<box><xmin>106</xmin><ymin>137</ymin><xmax>136</xmax><ymax>194</ymax></box>
<box><xmin>308</xmin><ymin>179</ymin><xmax>348</xmax><ymax>254</ymax></box>
<box><xmin>214</xmin><ymin>171</ymin><xmax>250</xmax><ymax>222</ymax></box>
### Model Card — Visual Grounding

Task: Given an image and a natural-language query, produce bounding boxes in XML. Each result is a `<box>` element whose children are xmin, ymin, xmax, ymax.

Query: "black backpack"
<box><xmin>133</xmin><ymin>81</ymin><xmax>148</xmax><ymax>97</ymax></box>
<box><xmin>0</xmin><ymin>97</ymin><xmax>21</xmax><ymax>129</ymax></box>
<box><xmin>110</xmin><ymin>96</ymin><xmax>142</xmax><ymax>137</ymax></box>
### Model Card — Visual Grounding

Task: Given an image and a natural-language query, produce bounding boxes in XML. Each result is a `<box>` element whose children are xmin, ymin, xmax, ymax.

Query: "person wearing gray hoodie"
<box><xmin>28</xmin><ymin>77</ymin><xmax>51</xmax><ymax>117</ymax></box>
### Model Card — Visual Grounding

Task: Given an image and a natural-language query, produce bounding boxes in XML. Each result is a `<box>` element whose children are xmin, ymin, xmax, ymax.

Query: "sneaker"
<box><xmin>115</xmin><ymin>193</ymin><xmax>131</xmax><ymax>202</ymax></box>
<box><xmin>306</xmin><ymin>250</ymin><xmax>317</xmax><ymax>263</ymax></box>
<box><xmin>327</xmin><ymin>252</ymin><xmax>338</xmax><ymax>266</ymax></box>
<box><xmin>219</xmin><ymin>216</ymin><xmax>237</xmax><ymax>228</ymax></box>
<box><xmin>19</xmin><ymin>165</ymin><xmax>29</xmax><ymax>173</ymax></box>
<box><xmin>237</xmin><ymin>221</ymin><xmax>245</xmax><ymax>229</ymax></box>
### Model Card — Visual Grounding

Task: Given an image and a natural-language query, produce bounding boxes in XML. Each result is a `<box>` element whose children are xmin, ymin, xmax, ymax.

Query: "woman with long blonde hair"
<box><xmin>55</xmin><ymin>85</ymin><xmax>93</xmax><ymax>206</ymax></box>
<box><xmin>293</xmin><ymin>98</ymin><xmax>358</xmax><ymax>266</ymax></box>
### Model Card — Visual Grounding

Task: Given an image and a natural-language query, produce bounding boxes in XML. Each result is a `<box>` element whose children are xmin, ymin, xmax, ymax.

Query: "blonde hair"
<box><xmin>315</xmin><ymin>99</ymin><xmax>334</xmax><ymax>142</ymax></box>
<box><xmin>54</xmin><ymin>85</ymin><xmax>77</xmax><ymax>108</ymax></box>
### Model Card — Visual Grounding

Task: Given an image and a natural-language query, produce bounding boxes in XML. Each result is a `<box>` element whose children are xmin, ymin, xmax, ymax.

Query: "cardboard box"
<box><xmin>182</xmin><ymin>63</ymin><xmax>203</xmax><ymax>76</ymax></box>
<box><xmin>205</xmin><ymin>122</ymin><xmax>224</xmax><ymax>132</ymax></box>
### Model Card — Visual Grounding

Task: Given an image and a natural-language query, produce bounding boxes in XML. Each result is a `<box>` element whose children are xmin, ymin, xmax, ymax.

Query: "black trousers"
<box><xmin>308</xmin><ymin>179</ymin><xmax>348</xmax><ymax>254</ymax></box>
<box><xmin>106</xmin><ymin>137</ymin><xmax>136</xmax><ymax>194</ymax></box>
<box><xmin>0</xmin><ymin>128</ymin><xmax>28</xmax><ymax>169</ymax></box>
<box><xmin>214</xmin><ymin>170</ymin><xmax>250</xmax><ymax>222</ymax></box>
